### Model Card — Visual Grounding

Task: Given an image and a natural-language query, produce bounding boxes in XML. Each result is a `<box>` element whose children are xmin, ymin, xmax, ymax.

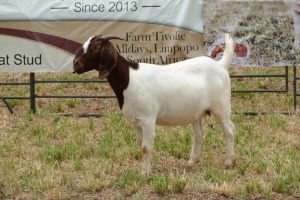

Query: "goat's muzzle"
<box><xmin>73</xmin><ymin>59</ymin><xmax>85</xmax><ymax>74</ymax></box>
<box><xmin>73</xmin><ymin>65</ymin><xmax>86</xmax><ymax>74</ymax></box>
<box><xmin>73</xmin><ymin>68</ymin><xmax>84</xmax><ymax>74</ymax></box>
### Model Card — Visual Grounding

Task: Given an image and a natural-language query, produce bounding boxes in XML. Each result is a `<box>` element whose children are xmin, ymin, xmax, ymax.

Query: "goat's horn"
<box><xmin>102</xmin><ymin>36</ymin><xmax>124</xmax><ymax>41</ymax></box>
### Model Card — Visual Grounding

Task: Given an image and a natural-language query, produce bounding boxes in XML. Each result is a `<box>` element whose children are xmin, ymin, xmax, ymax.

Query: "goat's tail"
<box><xmin>218</xmin><ymin>33</ymin><xmax>234</xmax><ymax>70</ymax></box>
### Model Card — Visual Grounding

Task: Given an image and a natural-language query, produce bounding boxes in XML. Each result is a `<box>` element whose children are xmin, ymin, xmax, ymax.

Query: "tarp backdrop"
<box><xmin>0</xmin><ymin>0</ymin><xmax>204</xmax><ymax>72</ymax></box>
<box><xmin>1</xmin><ymin>0</ymin><xmax>298</xmax><ymax>72</ymax></box>
<box><xmin>204</xmin><ymin>0</ymin><xmax>299</xmax><ymax>67</ymax></box>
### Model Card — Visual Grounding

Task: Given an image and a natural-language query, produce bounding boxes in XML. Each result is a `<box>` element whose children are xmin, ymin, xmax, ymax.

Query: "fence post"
<box><xmin>294</xmin><ymin>65</ymin><xmax>297</xmax><ymax>111</ymax></box>
<box><xmin>285</xmin><ymin>66</ymin><xmax>289</xmax><ymax>92</ymax></box>
<box><xmin>29</xmin><ymin>73</ymin><xmax>36</xmax><ymax>113</ymax></box>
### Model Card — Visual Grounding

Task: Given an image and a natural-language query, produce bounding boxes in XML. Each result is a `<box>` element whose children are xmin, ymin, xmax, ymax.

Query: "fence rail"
<box><xmin>0</xmin><ymin>66</ymin><xmax>298</xmax><ymax>116</ymax></box>
<box><xmin>231</xmin><ymin>66</ymin><xmax>289</xmax><ymax>93</ymax></box>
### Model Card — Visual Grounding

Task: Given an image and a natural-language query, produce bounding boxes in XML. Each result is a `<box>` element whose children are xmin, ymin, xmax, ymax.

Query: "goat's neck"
<box><xmin>106</xmin><ymin>54</ymin><xmax>138</xmax><ymax>109</ymax></box>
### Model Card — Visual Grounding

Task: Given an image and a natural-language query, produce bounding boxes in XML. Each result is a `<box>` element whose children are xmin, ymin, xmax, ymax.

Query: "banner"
<box><xmin>204</xmin><ymin>0</ymin><xmax>299</xmax><ymax>66</ymax></box>
<box><xmin>0</xmin><ymin>0</ymin><xmax>204</xmax><ymax>72</ymax></box>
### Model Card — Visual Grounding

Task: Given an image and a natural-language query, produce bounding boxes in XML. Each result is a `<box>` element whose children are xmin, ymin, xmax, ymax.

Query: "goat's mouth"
<box><xmin>73</xmin><ymin>66</ymin><xmax>87</xmax><ymax>74</ymax></box>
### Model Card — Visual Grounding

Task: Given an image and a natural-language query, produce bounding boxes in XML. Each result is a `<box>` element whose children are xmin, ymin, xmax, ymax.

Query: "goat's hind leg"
<box><xmin>188</xmin><ymin>119</ymin><xmax>204</xmax><ymax>165</ymax></box>
<box><xmin>221</xmin><ymin>116</ymin><xmax>235</xmax><ymax>167</ymax></box>
<box><xmin>213</xmin><ymin>111</ymin><xmax>235</xmax><ymax>167</ymax></box>
<box><xmin>140</xmin><ymin>120</ymin><xmax>156</xmax><ymax>175</ymax></box>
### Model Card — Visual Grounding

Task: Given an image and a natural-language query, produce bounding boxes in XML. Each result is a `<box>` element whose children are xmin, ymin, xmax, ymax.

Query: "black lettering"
<box><xmin>127</xmin><ymin>55</ymin><xmax>156</xmax><ymax>64</ymax></box>
<box><xmin>116</xmin><ymin>44</ymin><xmax>149</xmax><ymax>55</ymax></box>
<box><xmin>126</xmin><ymin>32</ymin><xmax>151</xmax><ymax>42</ymax></box>
<box><xmin>0</xmin><ymin>55</ymin><xmax>10</xmax><ymax>65</ymax></box>
<box><xmin>13</xmin><ymin>54</ymin><xmax>42</xmax><ymax>65</ymax></box>
<box><xmin>74</xmin><ymin>2</ymin><xmax>81</xmax><ymax>12</ymax></box>
<box><xmin>74</xmin><ymin>2</ymin><xmax>105</xmax><ymax>12</ymax></box>
<box><xmin>14</xmin><ymin>54</ymin><xmax>22</xmax><ymax>65</ymax></box>
<box><xmin>154</xmin><ymin>43</ymin><xmax>199</xmax><ymax>55</ymax></box>
<box><xmin>35</xmin><ymin>54</ymin><xmax>42</xmax><ymax>65</ymax></box>
<box><xmin>159</xmin><ymin>55</ymin><xmax>185</xmax><ymax>64</ymax></box>
<box><xmin>153</xmin><ymin>31</ymin><xmax>186</xmax><ymax>41</ymax></box>
<box><xmin>127</xmin><ymin>55</ymin><xmax>133</xmax><ymax>62</ymax></box>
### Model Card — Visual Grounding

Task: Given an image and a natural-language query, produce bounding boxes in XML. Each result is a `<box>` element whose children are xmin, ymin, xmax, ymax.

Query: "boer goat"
<box><xmin>73</xmin><ymin>34</ymin><xmax>235</xmax><ymax>175</ymax></box>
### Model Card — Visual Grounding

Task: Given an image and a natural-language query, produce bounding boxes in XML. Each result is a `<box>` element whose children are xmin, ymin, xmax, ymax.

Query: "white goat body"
<box><xmin>73</xmin><ymin>33</ymin><xmax>235</xmax><ymax>175</ymax></box>
<box><xmin>122</xmin><ymin>57</ymin><xmax>230</xmax><ymax>126</ymax></box>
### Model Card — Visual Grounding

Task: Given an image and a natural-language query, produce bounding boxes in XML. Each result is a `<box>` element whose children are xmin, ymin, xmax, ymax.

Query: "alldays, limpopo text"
<box><xmin>117</xmin><ymin>31</ymin><xmax>202</xmax><ymax>64</ymax></box>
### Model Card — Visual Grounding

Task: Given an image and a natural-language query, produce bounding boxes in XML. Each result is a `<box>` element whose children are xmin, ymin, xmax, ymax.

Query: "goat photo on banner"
<box><xmin>204</xmin><ymin>0</ymin><xmax>299</xmax><ymax>66</ymax></box>
<box><xmin>284</xmin><ymin>0</ymin><xmax>300</xmax><ymax>52</ymax></box>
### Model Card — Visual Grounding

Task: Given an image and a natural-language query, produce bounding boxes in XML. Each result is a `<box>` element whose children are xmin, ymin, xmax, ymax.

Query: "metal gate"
<box><xmin>1</xmin><ymin>66</ymin><xmax>297</xmax><ymax>116</ymax></box>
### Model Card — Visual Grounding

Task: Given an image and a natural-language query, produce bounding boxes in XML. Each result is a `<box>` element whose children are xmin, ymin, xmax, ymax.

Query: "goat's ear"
<box><xmin>98</xmin><ymin>42</ymin><xmax>118</xmax><ymax>80</ymax></box>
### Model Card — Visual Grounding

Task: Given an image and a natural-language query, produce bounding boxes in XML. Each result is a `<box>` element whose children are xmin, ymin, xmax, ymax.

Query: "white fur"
<box><xmin>83</xmin><ymin>36</ymin><xmax>95</xmax><ymax>53</ymax></box>
<box><xmin>122</xmin><ymin>34</ymin><xmax>235</xmax><ymax>175</ymax></box>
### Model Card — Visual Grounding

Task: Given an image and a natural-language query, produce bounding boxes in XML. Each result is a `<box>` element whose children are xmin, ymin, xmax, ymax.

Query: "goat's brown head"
<box><xmin>73</xmin><ymin>35</ymin><xmax>123</xmax><ymax>79</ymax></box>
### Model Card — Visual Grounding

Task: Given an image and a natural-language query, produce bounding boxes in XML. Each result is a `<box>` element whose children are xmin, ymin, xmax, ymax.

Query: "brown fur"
<box><xmin>73</xmin><ymin>35</ymin><xmax>139</xmax><ymax>109</ymax></box>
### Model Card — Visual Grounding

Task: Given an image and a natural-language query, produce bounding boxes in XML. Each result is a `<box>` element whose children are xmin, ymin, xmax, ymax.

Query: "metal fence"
<box><xmin>294</xmin><ymin>65</ymin><xmax>300</xmax><ymax>111</ymax></box>
<box><xmin>0</xmin><ymin>65</ymin><xmax>298</xmax><ymax>116</ymax></box>
<box><xmin>230</xmin><ymin>66</ymin><xmax>292</xmax><ymax>115</ymax></box>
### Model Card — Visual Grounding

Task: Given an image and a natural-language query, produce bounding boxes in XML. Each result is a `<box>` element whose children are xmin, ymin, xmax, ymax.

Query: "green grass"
<box><xmin>0</xmin><ymin>67</ymin><xmax>300</xmax><ymax>199</ymax></box>
<box><xmin>150</xmin><ymin>174</ymin><xmax>170</xmax><ymax>195</ymax></box>
<box><xmin>1</xmin><ymin>110</ymin><xmax>299</xmax><ymax>199</ymax></box>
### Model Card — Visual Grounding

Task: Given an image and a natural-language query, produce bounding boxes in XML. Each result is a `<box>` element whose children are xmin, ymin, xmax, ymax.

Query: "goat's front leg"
<box><xmin>140</xmin><ymin>120</ymin><xmax>156</xmax><ymax>175</ymax></box>
<box><xmin>188</xmin><ymin>119</ymin><xmax>204</xmax><ymax>165</ymax></box>
<box><xmin>133</xmin><ymin>126</ymin><xmax>143</xmax><ymax>149</ymax></box>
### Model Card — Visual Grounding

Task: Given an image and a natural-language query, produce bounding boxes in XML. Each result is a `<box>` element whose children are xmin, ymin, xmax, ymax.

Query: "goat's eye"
<box><xmin>86</xmin><ymin>49</ymin><xmax>93</xmax><ymax>56</ymax></box>
<box><xmin>87</xmin><ymin>48</ymin><xmax>94</xmax><ymax>53</ymax></box>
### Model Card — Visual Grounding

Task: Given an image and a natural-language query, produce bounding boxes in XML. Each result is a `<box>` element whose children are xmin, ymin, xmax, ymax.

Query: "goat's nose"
<box><xmin>73</xmin><ymin>60</ymin><xmax>79</xmax><ymax>73</ymax></box>
<box><xmin>73</xmin><ymin>59</ymin><xmax>79</xmax><ymax>66</ymax></box>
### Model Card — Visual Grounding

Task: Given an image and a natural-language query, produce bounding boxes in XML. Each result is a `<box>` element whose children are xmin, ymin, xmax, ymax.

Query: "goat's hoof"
<box><xmin>142</xmin><ymin>169</ymin><xmax>151</xmax><ymax>176</ymax></box>
<box><xmin>141</xmin><ymin>166</ymin><xmax>152</xmax><ymax>176</ymax></box>
<box><xmin>225</xmin><ymin>158</ymin><xmax>236</xmax><ymax>169</ymax></box>
<box><xmin>188</xmin><ymin>158</ymin><xmax>199</xmax><ymax>166</ymax></box>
